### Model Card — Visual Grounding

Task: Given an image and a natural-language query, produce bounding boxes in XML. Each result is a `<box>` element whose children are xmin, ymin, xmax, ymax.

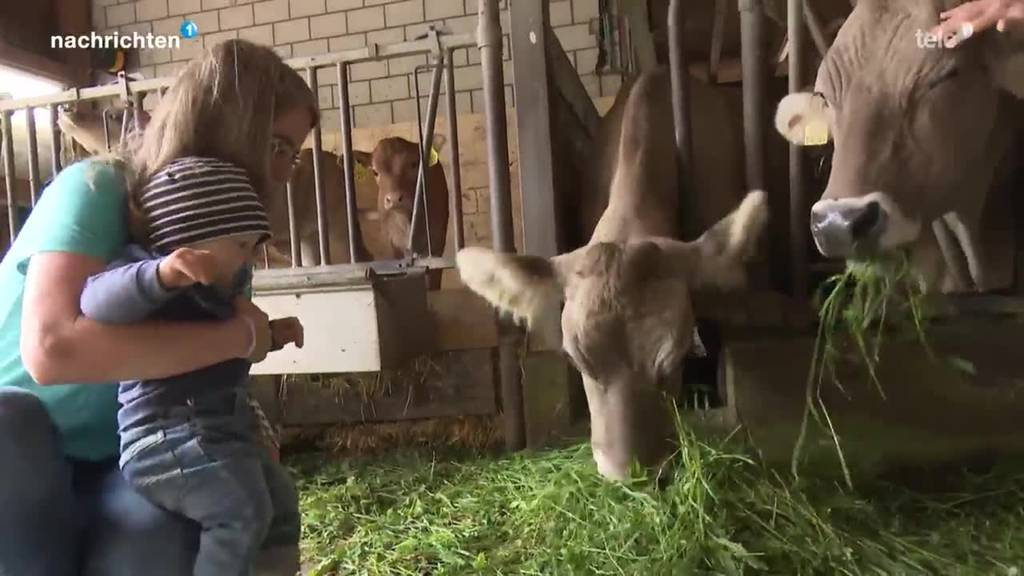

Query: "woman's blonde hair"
<box><xmin>112</xmin><ymin>39</ymin><xmax>317</xmax><ymax>241</ymax></box>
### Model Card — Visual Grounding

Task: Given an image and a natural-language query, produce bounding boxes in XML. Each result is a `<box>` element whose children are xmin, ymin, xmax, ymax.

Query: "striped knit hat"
<box><xmin>140</xmin><ymin>156</ymin><xmax>272</xmax><ymax>253</ymax></box>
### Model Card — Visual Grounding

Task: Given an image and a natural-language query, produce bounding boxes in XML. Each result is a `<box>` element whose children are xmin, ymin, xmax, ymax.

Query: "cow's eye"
<box><xmin>928</xmin><ymin>66</ymin><xmax>960</xmax><ymax>90</ymax></box>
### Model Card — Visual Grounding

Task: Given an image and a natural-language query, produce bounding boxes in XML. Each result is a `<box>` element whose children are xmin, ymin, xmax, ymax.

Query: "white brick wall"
<box><xmin>92</xmin><ymin>0</ymin><xmax>616</xmax><ymax>135</ymax></box>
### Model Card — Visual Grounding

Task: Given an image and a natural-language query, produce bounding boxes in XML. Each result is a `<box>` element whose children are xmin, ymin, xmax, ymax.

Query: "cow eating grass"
<box><xmin>775</xmin><ymin>0</ymin><xmax>1024</xmax><ymax>294</ymax></box>
<box><xmin>457</xmin><ymin>68</ymin><xmax>769</xmax><ymax>482</ymax></box>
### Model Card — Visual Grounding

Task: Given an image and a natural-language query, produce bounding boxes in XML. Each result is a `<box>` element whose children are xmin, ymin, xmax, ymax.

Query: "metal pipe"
<box><xmin>668</xmin><ymin>0</ymin><xmax>696</xmax><ymax>240</ymax></box>
<box><xmin>739</xmin><ymin>0</ymin><xmax>767</xmax><ymax>191</ymax></box>
<box><xmin>337</xmin><ymin>62</ymin><xmax>363</xmax><ymax>264</ymax></box>
<box><xmin>49</xmin><ymin>104</ymin><xmax>61</xmax><ymax>175</ymax></box>
<box><xmin>479</xmin><ymin>0</ymin><xmax>524</xmax><ymax>451</ymax></box>
<box><xmin>102</xmin><ymin>109</ymin><xmax>112</xmax><ymax>152</ymax></box>
<box><xmin>132</xmin><ymin>92</ymin><xmax>144</xmax><ymax>132</ymax></box>
<box><xmin>2</xmin><ymin>111</ymin><xmax>17</xmax><ymax>240</ymax></box>
<box><xmin>286</xmin><ymin>181</ymin><xmax>300</xmax><ymax>267</ymax></box>
<box><xmin>305</xmin><ymin>67</ymin><xmax>330</xmax><ymax>266</ymax></box>
<box><xmin>120</xmin><ymin>108</ymin><xmax>131</xmax><ymax>148</ymax></box>
<box><xmin>25</xmin><ymin>108</ymin><xmax>40</xmax><ymax>206</ymax></box>
<box><xmin>789</xmin><ymin>0</ymin><xmax>808</xmax><ymax>298</ymax></box>
<box><xmin>802</xmin><ymin>0</ymin><xmax>830</xmax><ymax>59</ymax></box>
<box><xmin>409</xmin><ymin>60</ymin><xmax>444</xmax><ymax>256</ymax></box>
<box><xmin>444</xmin><ymin>48</ymin><xmax>465</xmax><ymax>251</ymax></box>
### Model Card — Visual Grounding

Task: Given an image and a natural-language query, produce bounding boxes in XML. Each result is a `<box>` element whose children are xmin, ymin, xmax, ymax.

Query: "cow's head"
<box><xmin>353</xmin><ymin>134</ymin><xmax>446</xmax><ymax>213</ymax></box>
<box><xmin>456</xmin><ymin>191</ymin><xmax>768</xmax><ymax>481</ymax></box>
<box><xmin>775</xmin><ymin>0</ymin><xmax>1024</xmax><ymax>291</ymax></box>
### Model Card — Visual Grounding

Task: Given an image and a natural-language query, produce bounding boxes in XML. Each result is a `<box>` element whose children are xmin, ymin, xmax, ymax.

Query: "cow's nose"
<box><xmin>810</xmin><ymin>200</ymin><xmax>884</xmax><ymax>258</ymax></box>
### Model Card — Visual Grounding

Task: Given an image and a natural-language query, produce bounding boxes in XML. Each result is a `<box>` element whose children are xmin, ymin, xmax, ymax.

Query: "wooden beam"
<box><xmin>0</xmin><ymin>38</ymin><xmax>76</xmax><ymax>85</ymax></box>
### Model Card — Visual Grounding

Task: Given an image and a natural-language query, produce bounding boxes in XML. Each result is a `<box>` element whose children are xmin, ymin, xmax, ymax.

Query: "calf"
<box><xmin>354</xmin><ymin>135</ymin><xmax>450</xmax><ymax>289</ymax></box>
<box><xmin>456</xmin><ymin>71</ymin><xmax>769</xmax><ymax>481</ymax></box>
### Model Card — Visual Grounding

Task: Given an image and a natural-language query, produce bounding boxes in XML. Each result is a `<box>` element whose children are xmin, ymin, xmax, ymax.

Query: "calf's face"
<box><xmin>774</xmin><ymin>0</ymin><xmax>1024</xmax><ymax>289</ymax></box>
<box><xmin>456</xmin><ymin>191</ymin><xmax>768</xmax><ymax>481</ymax></box>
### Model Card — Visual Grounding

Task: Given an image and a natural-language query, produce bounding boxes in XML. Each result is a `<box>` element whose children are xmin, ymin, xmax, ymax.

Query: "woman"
<box><xmin>0</xmin><ymin>39</ymin><xmax>317</xmax><ymax>576</ymax></box>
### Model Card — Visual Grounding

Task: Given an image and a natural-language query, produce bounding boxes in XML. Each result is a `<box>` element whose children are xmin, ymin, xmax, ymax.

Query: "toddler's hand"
<box><xmin>269</xmin><ymin>317</ymin><xmax>304</xmax><ymax>351</ymax></box>
<box><xmin>158</xmin><ymin>247</ymin><xmax>221</xmax><ymax>289</ymax></box>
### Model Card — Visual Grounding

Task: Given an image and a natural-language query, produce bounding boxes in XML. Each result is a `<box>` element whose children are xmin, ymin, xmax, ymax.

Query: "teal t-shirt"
<box><xmin>0</xmin><ymin>159</ymin><xmax>128</xmax><ymax>461</ymax></box>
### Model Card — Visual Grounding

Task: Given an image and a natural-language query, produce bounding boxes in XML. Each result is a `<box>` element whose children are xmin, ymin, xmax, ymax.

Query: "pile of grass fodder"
<box><xmin>793</xmin><ymin>253</ymin><xmax>934</xmax><ymax>487</ymax></box>
<box><xmin>293</xmin><ymin>422</ymin><xmax>1024</xmax><ymax>575</ymax></box>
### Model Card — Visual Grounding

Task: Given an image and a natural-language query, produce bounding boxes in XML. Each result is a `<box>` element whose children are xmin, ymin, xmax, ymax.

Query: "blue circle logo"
<box><xmin>180</xmin><ymin>20</ymin><xmax>199</xmax><ymax>39</ymax></box>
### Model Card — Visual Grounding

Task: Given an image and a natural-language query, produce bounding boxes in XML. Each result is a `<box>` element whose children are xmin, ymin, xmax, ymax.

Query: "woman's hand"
<box><xmin>932</xmin><ymin>0</ymin><xmax>1024</xmax><ymax>46</ymax></box>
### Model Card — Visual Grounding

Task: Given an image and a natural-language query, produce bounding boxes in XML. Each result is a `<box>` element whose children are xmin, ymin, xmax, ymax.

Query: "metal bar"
<box><xmin>120</xmin><ymin>108</ymin><xmax>131</xmax><ymax>147</ymax></box>
<box><xmin>25</xmin><ymin>108</ymin><xmax>41</xmax><ymax>206</ymax></box>
<box><xmin>102</xmin><ymin>109</ymin><xmax>112</xmax><ymax>152</ymax></box>
<box><xmin>0</xmin><ymin>37</ymin><xmax>482</xmax><ymax>114</ymax></box>
<box><xmin>2</xmin><ymin>111</ymin><xmax>17</xmax><ymax>240</ymax></box>
<box><xmin>252</xmin><ymin>256</ymin><xmax>454</xmax><ymax>292</ymax></box>
<box><xmin>479</xmin><ymin>0</ymin><xmax>524</xmax><ymax>452</ymax></box>
<box><xmin>513</xmin><ymin>4</ymin><xmax>559</xmax><ymax>258</ymax></box>
<box><xmin>409</xmin><ymin>59</ymin><xmax>444</xmax><ymax>256</ymax></box>
<box><xmin>305</xmin><ymin>67</ymin><xmax>330</xmax><ymax>266</ymax></box>
<box><xmin>444</xmin><ymin>48</ymin><xmax>465</xmax><ymax>251</ymax></box>
<box><xmin>739</xmin><ymin>0</ymin><xmax>768</xmax><ymax>191</ymax></box>
<box><xmin>132</xmin><ymin>92</ymin><xmax>145</xmax><ymax>132</ymax></box>
<box><xmin>789</xmin><ymin>0</ymin><xmax>808</xmax><ymax>299</ymax></box>
<box><xmin>286</xmin><ymin>181</ymin><xmax>300</xmax><ymax>267</ymax></box>
<box><xmin>668</xmin><ymin>0</ymin><xmax>697</xmax><ymax>240</ymax></box>
<box><xmin>48</xmin><ymin>104</ymin><xmax>61</xmax><ymax>175</ymax></box>
<box><xmin>710</xmin><ymin>0</ymin><xmax>729</xmax><ymax>82</ymax></box>
<box><xmin>802</xmin><ymin>0</ymin><xmax>831</xmax><ymax>59</ymax></box>
<box><xmin>337</xmin><ymin>62</ymin><xmax>363</xmax><ymax>264</ymax></box>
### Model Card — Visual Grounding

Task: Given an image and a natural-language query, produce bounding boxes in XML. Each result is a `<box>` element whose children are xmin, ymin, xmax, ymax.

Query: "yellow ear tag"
<box><xmin>354</xmin><ymin>162</ymin><xmax>372</xmax><ymax>182</ymax></box>
<box><xmin>428</xmin><ymin>147</ymin><xmax>440</xmax><ymax>167</ymax></box>
<box><xmin>803</xmin><ymin>120</ymin><xmax>830</xmax><ymax>146</ymax></box>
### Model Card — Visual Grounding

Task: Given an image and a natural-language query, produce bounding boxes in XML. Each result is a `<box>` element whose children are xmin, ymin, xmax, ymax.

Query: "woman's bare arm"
<box><xmin>21</xmin><ymin>251</ymin><xmax>271</xmax><ymax>385</ymax></box>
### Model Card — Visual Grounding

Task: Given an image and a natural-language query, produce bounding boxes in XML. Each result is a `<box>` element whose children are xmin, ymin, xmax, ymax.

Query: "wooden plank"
<box><xmin>428</xmin><ymin>289</ymin><xmax>498</xmax><ymax>350</ymax></box>
<box><xmin>278</xmin><ymin>349</ymin><xmax>496</xmax><ymax>425</ymax></box>
<box><xmin>719</xmin><ymin>318</ymin><xmax>1024</xmax><ymax>479</ymax></box>
<box><xmin>521</xmin><ymin>351</ymin><xmax>575</xmax><ymax>449</ymax></box>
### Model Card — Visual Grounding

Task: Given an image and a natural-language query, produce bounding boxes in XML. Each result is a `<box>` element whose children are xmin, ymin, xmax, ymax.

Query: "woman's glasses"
<box><xmin>271</xmin><ymin>136</ymin><xmax>301</xmax><ymax>168</ymax></box>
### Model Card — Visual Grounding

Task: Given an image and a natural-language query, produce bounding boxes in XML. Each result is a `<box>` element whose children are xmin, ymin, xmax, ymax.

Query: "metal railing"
<box><xmin>0</xmin><ymin>31</ymin><xmax>482</xmax><ymax>286</ymax></box>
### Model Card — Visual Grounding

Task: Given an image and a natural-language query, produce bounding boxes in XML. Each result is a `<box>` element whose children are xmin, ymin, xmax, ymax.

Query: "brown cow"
<box><xmin>456</xmin><ymin>70</ymin><xmax>769</xmax><ymax>481</ymax></box>
<box><xmin>354</xmin><ymin>135</ymin><xmax>450</xmax><ymax>289</ymax></box>
<box><xmin>774</xmin><ymin>0</ymin><xmax>1024</xmax><ymax>293</ymax></box>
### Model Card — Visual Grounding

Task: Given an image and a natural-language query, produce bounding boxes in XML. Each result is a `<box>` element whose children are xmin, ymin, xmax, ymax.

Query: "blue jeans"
<box><xmin>120</xmin><ymin>390</ymin><xmax>300</xmax><ymax>576</ymax></box>
<box><xmin>0</xmin><ymin>387</ymin><xmax>199</xmax><ymax>576</ymax></box>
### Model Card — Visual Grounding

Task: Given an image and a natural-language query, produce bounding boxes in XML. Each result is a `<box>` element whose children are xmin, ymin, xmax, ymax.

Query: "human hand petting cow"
<box><xmin>932</xmin><ymin>0</ymin><xmax>1024</xmax><ymax>46</ymax></box>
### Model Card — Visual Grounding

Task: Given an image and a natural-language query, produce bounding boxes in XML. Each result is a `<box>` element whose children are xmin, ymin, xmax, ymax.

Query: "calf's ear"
<box><xmin>774</xmin><ymin>92</ymin><xmax>832</xmax><ymax>146</ymax></box>
<box><xmin>456</xmin><ymin>247</ymin><xmax>565</xmax><ymax>331</ymax></box>
<box><xmin>653</xmin><ymin>190</ymin><xmax>769</xmax><ymax>291</ymax></box>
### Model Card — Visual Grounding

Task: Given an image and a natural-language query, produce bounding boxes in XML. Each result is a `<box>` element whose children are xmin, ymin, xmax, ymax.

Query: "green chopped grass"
<box><xmin>794</xmin><ymin>254</ymin><xmax>938</xmax><ymax>488</ymax></box>
<box><xmin>293</xmin><ymin>423</ymin><xmax>1024</xmax><ymax>575</ymax></box>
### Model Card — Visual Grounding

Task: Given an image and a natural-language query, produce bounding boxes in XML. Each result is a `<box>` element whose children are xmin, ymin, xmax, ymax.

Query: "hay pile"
<box><xmin>294</xmin><ymin>425</ymin><xmax>1024</xmax><ymax>575</ymax></box>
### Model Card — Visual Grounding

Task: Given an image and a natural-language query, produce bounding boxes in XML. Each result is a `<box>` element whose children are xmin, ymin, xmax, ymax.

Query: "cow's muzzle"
<box><xmin>810</xmin><ymin>193</ymin><xmax>922</xmax><ymax>259</ymax></box>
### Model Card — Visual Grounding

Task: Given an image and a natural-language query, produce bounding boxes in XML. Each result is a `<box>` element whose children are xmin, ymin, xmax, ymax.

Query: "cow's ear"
<box><xmin>774</xmin><ymin>92</ymin><xmax>832</xmax><ymax>146</ymax></box>
<box><xmin>352</xmin><ymin>150</ymin><xmax>373</xmax><ymax>167</ymax></box>
<box><xmin>653</xmin><ymin>190</ymin><xmax>769</xmax><ymax>291</ymax></box>
<box><xmin>456</xmin><ymin>247</ymin><xmax>564</xmax><ymax>331</ymax></box>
